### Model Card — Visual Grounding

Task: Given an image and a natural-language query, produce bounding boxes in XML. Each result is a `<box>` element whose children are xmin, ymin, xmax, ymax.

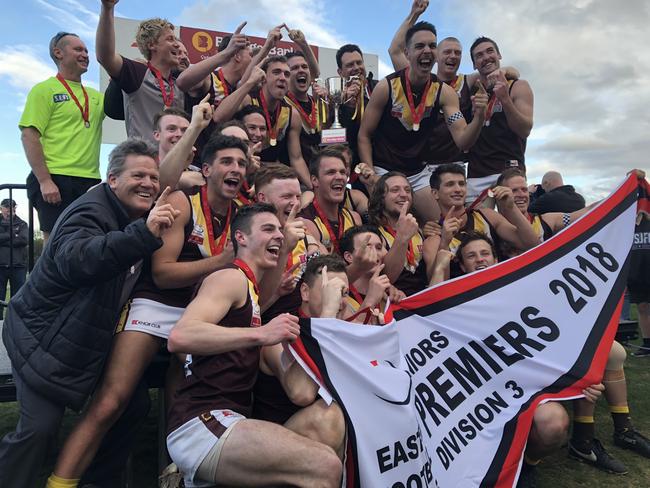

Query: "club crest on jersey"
<box><xmin>252</xmin><ymin>303</ymin><xmax>262</xmax><ymax>327</ymax></box>
<box><xmin>188</xmin><ymin>224</ymin><xmax>205</xmax><ymax>245</ymax></box>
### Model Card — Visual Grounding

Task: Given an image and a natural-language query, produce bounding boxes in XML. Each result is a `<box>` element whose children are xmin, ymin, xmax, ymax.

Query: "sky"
<box><xmin>1</xmin><ymin>0</ymin><xmax>648</xmax><ymax>221</ymax></box>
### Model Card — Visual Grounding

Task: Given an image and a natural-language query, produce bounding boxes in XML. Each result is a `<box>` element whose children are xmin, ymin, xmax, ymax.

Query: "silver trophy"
<box><xmin>326</xmin><ymin>76</ymin><xmax>345</xmax><ymax>129</ymax></box>
<box><xmin>320</xmin><ymin>77</ymin><xmax>348</xmax><ymax>145</ymax></box>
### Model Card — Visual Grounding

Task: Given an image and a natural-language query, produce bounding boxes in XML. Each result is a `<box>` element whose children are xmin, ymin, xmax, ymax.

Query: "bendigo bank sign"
<box><xmin>180</xmin><ymin>26</ymin><xmax>319</xmax><ymax>64</ymax></box>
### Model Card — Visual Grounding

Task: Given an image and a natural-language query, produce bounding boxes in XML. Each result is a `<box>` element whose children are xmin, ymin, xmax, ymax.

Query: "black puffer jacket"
<box><xmin>2</xmin><ymin>184</ymin><xmax>162</xmax><ymax>410</ymax></box>
<box><xmin>528</xmin><ymin>185</ymin><xmax>586</xmax><ymax>214</ymax></box>
<box><xmin>0</xmin><ymin>214</ymin><xmax>28</xmax><ymax>266</ymax></box>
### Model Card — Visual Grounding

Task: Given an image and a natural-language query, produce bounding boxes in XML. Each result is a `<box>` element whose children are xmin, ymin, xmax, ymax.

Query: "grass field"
<box><xmin>1</xmin><ymin>331</ymin><xmax>649</xmax><ymax>487</ymax></box>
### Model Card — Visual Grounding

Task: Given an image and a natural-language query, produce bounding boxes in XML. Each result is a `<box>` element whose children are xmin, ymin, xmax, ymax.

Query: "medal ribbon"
<box><xmin>349</xmin><ymin>284</ymin><xmax>365</xmax><ymax>305</ymax></box>
<box><xmin>438</xmin><ymin>187</ymin><xmax>491</xmax><ymax>226</ymax></box>
<box><xmin>404</xmin><ymin>68</ymin><xmax>432</xmax><ymax>129</ymax></box>
<box><xmin>484</xmin><ymin>92</ymin><xmax>499</xmax><ymax>123</ymax></box>
<box><xmin>217</xmin><ymin>69</ymin><xmax>231</xmax><ymax>97</ymax></box>
<box><xmin>200</xmin><ymin>185</ymin><xmax>232</xmax><ymax>256</ymax></box>
<box><xmin>351</xmin><ymin>78</ymin><xmax>371</xmax><ymax>121</ymax></box>
<box><xmin>287</xmin><ymin>93</ymin><xmax>318</xmax><ymax>129</ymax></box>
<box><xmin>238</xmin><ymin>180</ymin><xmax>253</xmax><ymax>205</ymax></box>
<box><xmin>234</xmin><ymin>258</ymin><xmax>260</xmax><ymax>297</ymax></box>
<box><xmin>147</xmin><ymin>62</ymin><xmax>175</xmax><ymax>107</ymax></box>
<box><xmin>313</xmin><ymin>200</ymin><xmax>344</xmax><ymax>254</ymax></box>
<box><xmin>320</xmin><ymin>98</ymin><xmax>328</xmax><ymax>125</ymax></box>
<box><xmin>259</xmin><ymin>90</ymin><xmax>281</xmax><ymax>143</ymax></box>
<box><xmin>448</xmin><ymin>75</ymin><xmax>461</xmax><ymax>93</ymax></box>
<box><xmin>383</xmin><ymin>225</ymin><xmax>415</xmax><ymax>268</ymax></box>
<box><xmin>345</xmin><ymin>306</ymin><xmax>373</xmax><ymax>325</ymax></box>
<box><xmin>56</xmin><ymin>73</ymin><xmax>89</xmax><ymax>126</ymax></box>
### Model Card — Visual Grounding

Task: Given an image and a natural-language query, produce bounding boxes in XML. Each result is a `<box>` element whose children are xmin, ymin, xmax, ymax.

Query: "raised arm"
<box><xmin>287</xmin><ymin>28</ymin><xmax>320</xmax><ymax>79</ymax></box>
<box><xmin>382</xmin><ymin>206</ymin><xmax>420</xmax><ymax>283</ymax></box>
<box><xmin>212</xmin><ymin>63</ymin><xmax>264</xmax><ymax>123</ymax></box>
<box><xmin>96</xmin><ymin>0</ymin><xmax>123</xmax><ymax>78</ymax></box>
<box><xmin>493</xmin><ymin>72</ymin><xmax>533</xmax><ymax>139</ymax></box>
<box><xmin>53</xmin><ymin>191</ymin><xmax>175</xmax><ymax>286</ymax></box>
<box><xmin>287</xmin><ymin>109</ymin><xmax>313</xmax><ymax>188</ymax></box>
<box><xmin>151</xmin><ymin>191</ymin><xmax>234</xmax><ymax>289</ymax></box>
<box><xmin>429</xmin><ymin>249</ymin><xmax>453</xmax><ymax>286</ymax></box>
<box><xmin>444</xmin><ymin>81</ymin><xmax>488</xmax><ymax>151</ymax></box>
<box><xmin>484</xmin><ymin>186</ymin><xmax>541</xmax><ymax>251</ymax></box>
<box><xmin>176</xmin><ymin>21</ymin><xmax>248</xmax><ymax>94</ymax></box>
<box><xmin>159</xmin><ymin>94</ymin><xmax>213</xmax><ymax>190</ymax></box>
<box><xmin>239</xmin><ymin>24</ymin><xmax>283</xmax><ymax>86</ymax></box>
<box><xmin>259</xmin><ymin>204</ymin><xmax>303</xmax><ymax>307</ymax></box>
<box><xmin>465</xmin><ymin>66</ymin><xmax>520</xmax><ymax>89</ymax></box>
<box><xmin>388</xmin><ymin>0</ymin><xmax>429</xmax><ymax>71</ymax></box>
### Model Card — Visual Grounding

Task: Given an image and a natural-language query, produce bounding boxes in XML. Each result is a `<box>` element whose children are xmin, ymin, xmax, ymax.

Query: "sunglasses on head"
<box><xmin>51</xmin><ymin>31</ymin><xmax>75</xmax><ymax>48</ymax></box>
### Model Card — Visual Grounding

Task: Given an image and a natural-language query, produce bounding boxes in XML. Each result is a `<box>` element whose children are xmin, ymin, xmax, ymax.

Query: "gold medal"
<box><xmin>270</xmin><ymin>138</ymin><xmax>277</xmax><ymax>146</ymax></box>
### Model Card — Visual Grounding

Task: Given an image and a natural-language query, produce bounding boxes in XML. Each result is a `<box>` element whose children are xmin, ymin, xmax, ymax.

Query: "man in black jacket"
<box><xmin>0</xmin><ymin>138</ymin><xmax>179</xmax><ymax>488</ymax></box>
<box><xmin>528</xmin><ymin>170</ymin><xmax>586</xmax><ymax>214</ymax></box>
<box><xmin>0</xmin><ymin>198</ymin><xmax>28</xmax><ymax>316</ymax></box>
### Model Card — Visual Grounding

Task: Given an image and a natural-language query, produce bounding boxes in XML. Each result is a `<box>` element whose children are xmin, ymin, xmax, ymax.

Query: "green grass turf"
<box><xmin>1</xmin><ymin>341</ymin><xmax>648</xmax><ymax>487</ymax></box>
<box><xmin>537</xmin><ymin>338</ymin><xmax>650</xmax><ymax>488</ymax></box>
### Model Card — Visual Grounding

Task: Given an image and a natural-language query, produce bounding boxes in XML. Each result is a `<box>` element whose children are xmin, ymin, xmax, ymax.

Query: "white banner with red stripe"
<box><xmin>292</xmin><ymin>175</ymin><xmax>640</xmax><ymax>487</ymax></box>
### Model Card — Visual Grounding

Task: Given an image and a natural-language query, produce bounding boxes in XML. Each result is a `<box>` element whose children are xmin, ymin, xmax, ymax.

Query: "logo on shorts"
<box><xmin>53</xmin><ymin>94</ymin><xmax>70</xmax><ymax>103</ymax></box>
<box><xmin>130</xmin><ymin>319</ymin><xmax>161</xmax><ymax>329</ymax></box>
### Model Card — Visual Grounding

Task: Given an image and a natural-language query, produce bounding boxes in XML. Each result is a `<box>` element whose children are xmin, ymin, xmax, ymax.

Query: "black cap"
<box><xmin>1</xmin><ymin>199</ymin><xmax>16</xmax><ymax>208</ymax></box>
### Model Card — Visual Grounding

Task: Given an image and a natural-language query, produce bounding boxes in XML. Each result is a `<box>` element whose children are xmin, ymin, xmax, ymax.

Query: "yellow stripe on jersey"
<box><xmin>343</xmin><ymin>189</ymin><xmax>355</xmax><ymax>213</ymax></box>
<box><xmin>114</xmin><ymin>299</ymin><xmax>133</xmax><ymax>334</ymax></box>
<box><xmin>251</xmin><ymin>98</ymin><xmax>291</xmax><ymax>147</ymax></box>
<box><xmin>240</xmin><ymin>269</ymin><xmax>262</xmax><ymax>328</ymax></box>
<box><xmin>378</xmin><ymin>226</ymin><xmax>424</xmax><ymax>273</ymax></box>
<box><xmin>345</xmin><ymin>294</ymin><xmax>362</xmax><ymax>312</ymax></box>
<box><xmin>287</xmin><ymin>237</ymin><xmax>309</xmax><ymax>278</ymax></box>
<box><xmin>389</xmin><ymin>75</ymin><xmax>441</xmax><ymax>131</ymax></box>
<box><xmin>188</xmin><ymin>193</ymin><xmax>232</xmax><ymax>258</ymax></box>
<box><xmin>313</xmin><ymin>208</ymin><xmax>356</xmax><ymax>253</ymax></box>
<box><xmin>211</xmin><ymin>69</ymin><xmax>230</xmax><ymax>105</ymax></box>
<box><xmin>284</xmin><ymin>95</ymin><xmax>324</xmax><ymax>134</ymax></box>
<box><xmin>449</xmin><ymin>211</ymin><xmax>493</xmax><ymax>256</ymax></box>
<box><xmin>448</xmin><ymin>73</ymin><xmax>466</xmax><ymax>96</ymax></box>
<box><xmin>530</xmin><ymin>215</ymin><xmax>545</xmax><ymax>244</ymax></box>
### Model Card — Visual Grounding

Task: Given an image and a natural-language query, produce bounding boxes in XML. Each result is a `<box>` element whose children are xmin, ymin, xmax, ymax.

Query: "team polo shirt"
<box><xmin>19</xmin><ymin>76</ymin><xmax>104</xmax><ymax>179</ymax></box>
<box><xmin>113</xmin><ymin>56</ymin><xmax>185</xmax><ymax>144</ymax></box>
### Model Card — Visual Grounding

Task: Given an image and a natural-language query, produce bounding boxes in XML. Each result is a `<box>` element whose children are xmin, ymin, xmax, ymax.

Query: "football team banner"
<box><xmin>292</xmin><ymin>175</ymin><xmax>640</xmax><ymax>488</ymax></box>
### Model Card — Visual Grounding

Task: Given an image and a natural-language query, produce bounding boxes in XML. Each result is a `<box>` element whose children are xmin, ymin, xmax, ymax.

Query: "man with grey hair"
<box><xmin>528</xmin><ymin>170</ymin><xmax>586</xmax><ymax>214</ymax></box>
<box><xmin>0</xmin><ymin>138</ymin><xmax>179</xmax><ymax>488</ymax></box>
<box><xmin>20</xmin><ymin>31</ymin><xmax>105</xmax><ymax>244</ymax></box>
